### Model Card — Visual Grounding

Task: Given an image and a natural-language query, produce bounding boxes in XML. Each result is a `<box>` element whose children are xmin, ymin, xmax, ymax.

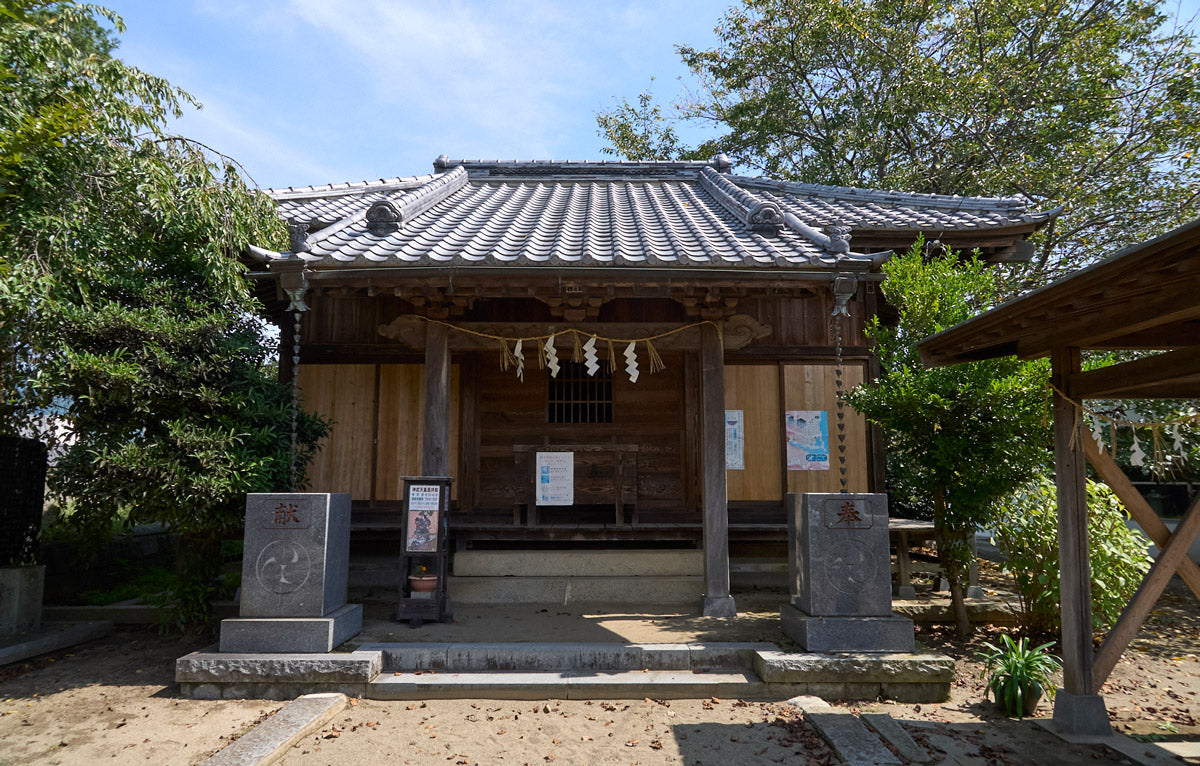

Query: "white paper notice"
<box><xmin>536</xmin><ymin>451</ymin><xmax>574</xmax><ymax>506</ymax></box>
<box><xmin>408</xmin><ymin>484</ymin><xmax>440</xmax><ymax>511</ymax></box>
<box><xmin>725</xmin><ymin>409</ymin><xmax>744</xmax><ymax>470</ymax></box>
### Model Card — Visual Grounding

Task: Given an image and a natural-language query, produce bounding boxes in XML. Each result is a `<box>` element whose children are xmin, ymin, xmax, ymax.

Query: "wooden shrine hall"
<box><xmin>246</xmin><ymin>155</ymin><xmax>1056</xmax><ymax>615</ymax></box>
<box><xmin>920</xmin><ymin>217</ymin><xmax>1200</xmax><ymax>734</ymax></box>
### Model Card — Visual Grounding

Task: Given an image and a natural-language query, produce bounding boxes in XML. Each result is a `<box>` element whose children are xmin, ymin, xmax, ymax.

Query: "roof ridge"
<box><xmin>698</xmin><ymin>166</ymin><xmax>784</xmax><ymax>235</ymax></box>
<box><xmin>731</xmin><ymin>174</ymin><xmax>1032</xmax><ymax>211</ymax></box>
<box><xmin>267</xmin><ymin>173</ymin><xmax>440</xmax><ymax>200</ymax></box>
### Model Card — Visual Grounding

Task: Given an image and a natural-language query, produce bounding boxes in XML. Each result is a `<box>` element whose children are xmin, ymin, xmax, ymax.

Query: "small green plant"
<box><xmin>979</xmin><ymin>634</ymin><xmax>1061</xmax><ymax>718</ymax></box>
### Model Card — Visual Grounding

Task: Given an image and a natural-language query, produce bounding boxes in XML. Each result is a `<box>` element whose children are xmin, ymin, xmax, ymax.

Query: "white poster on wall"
<box><xmin>786</xmin><ymin>410</ymin><xmax>830</xmax><ymax>470</ymax></box>
<box><xmin>725</xmin><ymin>409</ymin><xmax>744</xmax><ymax>470</ymax></box>
<box><xmin>536</xmin><ymin>451</ymin><xmax>574</xmax><ymax>506</ymax></box>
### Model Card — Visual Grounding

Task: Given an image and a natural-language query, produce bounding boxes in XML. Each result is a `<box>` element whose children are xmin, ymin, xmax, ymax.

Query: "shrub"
<box><xmin>993</xmin><ymin>477</ymin><xmax>1152</xmax><ymax>634</ymax></box>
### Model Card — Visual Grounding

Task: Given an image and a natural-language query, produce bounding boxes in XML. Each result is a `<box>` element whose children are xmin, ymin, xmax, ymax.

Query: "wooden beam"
<box><xmin>1053</xmin><ymin>347</ymin><xmax>1096</xmax><ymax>696</ymax></box>
<box><xmin>421</xmin><ymin>322</ymin><xmax>451</xmax><ymax>477</ymax></box>
<box><xmin>1084</xmin><ymin>437</ymin><xmax>1200</xmax><ymax>600</ymax></box>
<box><xmin>1067</xmin><ymin>347</ymin><xmax>1200</xmax><ymax>399</ymax></box>
<box><xmin>1090</xmin><ymin>322</ymin><xmax>1200</xmax><ymax>349</ymax></box>
<box><xmin>1018</xmin><ymin>298</ymin><xmax>1200</xmax><ymax>359</ymax></box>
<box><xmin>1091</xmin><ymin>490</ymin><xmax>1200</xmax><ymax>692</ymax></box>
<box><xmin>700</xmin><ymin>323</ymin><xmax>736</xmax><ymax>617</ymax></box>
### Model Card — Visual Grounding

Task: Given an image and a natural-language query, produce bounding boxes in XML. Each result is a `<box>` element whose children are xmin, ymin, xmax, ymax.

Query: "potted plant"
<box><xmin>979</xmin><ymin>634</ymin><xmax>1061</xmax><ymax>718</ymax></box>
<box><xmin>408</xmin><ymin>563</ymin><xmax>437</xmax><ymax>594</ymax></box>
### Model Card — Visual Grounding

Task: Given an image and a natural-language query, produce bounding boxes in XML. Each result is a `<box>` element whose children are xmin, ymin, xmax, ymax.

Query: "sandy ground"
<box><xmin>0</xmin><ymin>632</ymin><xmax>276</xmax><ymax>765</ymax></box>
<box><xmin>1</xmin><ymin>574</ymin><xmax>1198</xmax><ymax>765</ymax></box>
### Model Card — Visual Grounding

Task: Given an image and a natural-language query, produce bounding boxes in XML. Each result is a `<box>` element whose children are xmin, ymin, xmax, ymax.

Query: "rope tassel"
<box><xmin>645</xmin><ymin>339</ymin><xmax>665</xmax><ymax>374</ymax></box>
<box><xmin>499</xmin><ymin>340</ymin><xmax>517</xmax><ymax>371</ymax></box>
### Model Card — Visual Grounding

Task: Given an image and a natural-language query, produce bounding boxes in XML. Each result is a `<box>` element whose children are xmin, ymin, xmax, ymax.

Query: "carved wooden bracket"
<box><xmin>723</xmin><ymin>313</ymin><xmax>772</xmax><ymax>350</ymax></box>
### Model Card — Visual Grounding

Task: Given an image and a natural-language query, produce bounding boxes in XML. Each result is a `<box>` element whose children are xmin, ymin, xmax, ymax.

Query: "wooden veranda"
<box><xmin>919</xmin><ymin>218</ymin><xmax>1200</xmax><ymax>735</ymax></box>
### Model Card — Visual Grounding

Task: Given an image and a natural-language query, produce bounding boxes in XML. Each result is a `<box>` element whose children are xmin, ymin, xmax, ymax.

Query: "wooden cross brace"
<box><xmin>1085</xmin><ymin>436</ymin><xmax>1200</xmax><ymax>692</ymax></box>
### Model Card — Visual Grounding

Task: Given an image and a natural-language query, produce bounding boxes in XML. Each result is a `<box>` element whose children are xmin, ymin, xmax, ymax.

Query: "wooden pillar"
<box><xmin>701</xmin><ymin>323</ymin><xmax>736</xmax><ymax>617</ymax></box>
<box><xmin>1050</xmin><ymin>346</ymin><xmax>1111</xmax><ymax>735</ymax></box>
<box><xmin>421</xmin><ymin>322</ymin><xmax>451</xmax><ymax>477</ymax></box>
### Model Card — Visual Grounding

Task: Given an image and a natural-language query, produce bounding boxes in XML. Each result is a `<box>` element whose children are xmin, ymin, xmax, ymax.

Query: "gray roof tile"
<box><xmin>264</xmin><ymin>159</ymin><xmax>1056</xmax><ymax>272</ymax></box>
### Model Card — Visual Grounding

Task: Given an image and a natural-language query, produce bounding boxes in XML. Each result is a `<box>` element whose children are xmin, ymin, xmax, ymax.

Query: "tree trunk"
<box><xmin>933</xmin><ymin>487</ymin><xmax>972</xmax><ymax>638</ymax></box>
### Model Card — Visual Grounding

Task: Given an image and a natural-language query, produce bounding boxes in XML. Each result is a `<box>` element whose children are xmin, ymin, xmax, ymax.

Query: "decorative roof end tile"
<box><xmin>366</xmin><ymin>201</ymin><xmax>402</xmax><ymax>235</ymax></box>
<box><xmin>825</xmin><ymin>225</ymin><xmax>852</xmax><ymax>254</ymax></box>
<box><xmin>287</xmin><ymin>220</ymin><xmax>310</xmax><ymax>253</ymax></box>
<box><xmin>710</xmin><ymin>153</ymin><xmax>734</xmax><ymax>173</ymax></box>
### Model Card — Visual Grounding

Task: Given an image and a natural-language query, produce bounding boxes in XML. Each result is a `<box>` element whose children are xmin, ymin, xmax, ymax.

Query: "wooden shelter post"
<box><xmin>1051</xmin><ymin>347</ymin><xmax>1111</xmax><ymax>734</ymax></box>
<box><xmin>701</xmin><ymin>323</ymin><xmax>736</xmax><ymax>617</ymax></box>
<box><xmin>422</xmin><ymin>322</ymin><xmax>451</xmax><ymax>477</ymax></box>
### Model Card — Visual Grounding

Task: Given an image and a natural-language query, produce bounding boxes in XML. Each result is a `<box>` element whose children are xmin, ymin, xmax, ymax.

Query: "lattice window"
<box><xmin>548</xmin><ymin>361</ymin><xmax>613</xmax><ymax>424</ymax></box>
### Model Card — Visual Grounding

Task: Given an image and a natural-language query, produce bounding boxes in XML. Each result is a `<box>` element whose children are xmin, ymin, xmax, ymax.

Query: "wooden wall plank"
<box><xmin>297</xmin><ymin>363</ymin><xmax>375</xmax><ymax>499</ymax></box>
<box><xmin>724</xmin><ymin>365</ymin><xmax>783</xmax><ymax>501</ymax></box>
<box><xmin>375</xmin><ymin>363</ymin><xmax>461</xmax><ymax>502</ymax></box>
<box><xmin>376</xmin><ymin>364</ymin><xmax>423</xmax><ymax>500</ymax></box>
<box><xmin>782</xmin><ymin>363</ymin><xmax>869</xmax><ymax>494</ymax></box>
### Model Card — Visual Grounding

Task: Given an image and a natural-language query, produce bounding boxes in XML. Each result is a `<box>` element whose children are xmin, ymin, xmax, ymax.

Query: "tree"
<box><xmin>844</xmin><ymin>241</ymin><xmax>1050</xmax><ymax>636</ymax></box>
<box><xmin>597</xmin><ymin>0</ymin><xmax>1200</xmax><ymax>278</ymax></box>
<box><xmin>0</xmin><ymin>1</ymin><xmax>326</xmax><ymax>628</ymax></box>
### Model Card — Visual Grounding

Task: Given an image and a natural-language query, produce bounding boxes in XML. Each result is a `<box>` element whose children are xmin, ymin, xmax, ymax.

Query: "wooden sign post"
<box><xmin>395</xmin><ymin>476</ymin><xmax>453</xmax><ymax>627</ymax></box>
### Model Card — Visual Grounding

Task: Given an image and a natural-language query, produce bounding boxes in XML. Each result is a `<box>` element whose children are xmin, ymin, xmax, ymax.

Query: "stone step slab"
<box><xmin>202</xmin><ymin>692</ymin><xmax>346</xmax><ymax>766</ymax></box>
<box><xmin>754</xmin><ymin>651</ymin><xmax>955</xmax><ymax>703</ymax></box>
<box><xmin>369</xmin><ymin>669</ymin><xmax>759</xmax><ymax>700</ymax></box>
<box><xmin>862</xmin><ymin>712</ymin><xmax>933</xmax><ymax>764</ymax></box>
<box><xmin>807</xmin><ymin>711</ymin><xmax>901</xmax><ymax>766</ymax></box>
<box><xmin>357</xmin><ymin>641</ymin><xmax>775</xmax><ymax>672</ymax></box>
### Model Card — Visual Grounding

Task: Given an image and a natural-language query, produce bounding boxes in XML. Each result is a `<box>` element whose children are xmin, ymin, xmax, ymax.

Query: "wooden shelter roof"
<box><xmin>920</xmin><ymin>217</ymin><xmax>1200</xmax><ymax>399</ymax></box>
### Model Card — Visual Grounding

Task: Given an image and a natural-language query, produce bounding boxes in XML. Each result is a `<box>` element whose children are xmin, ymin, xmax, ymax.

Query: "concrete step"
<box><xmin>730</xmin><ymin>560</ymin><xmax>789</xmax><ymax>590</ymax></box>
<box><xmin>448</xmin><ymin>574</ymin><xmax>703</xmax><ymax>605</ymax></box>
<box><xmin>452</xmin><ymin>549</ymin><xmax>702</xmax><ymax>577</ymax></box>
<box><xmin>369</xmin><ymin>669</ymin><xmax>760</xmax><ymax>700</ymax></box>
<box><xmin>357</xmin><ymin>641</ymin><xmax>776</xmax><ymax>673</ymax></box>
<box><xmin>177</xmin><ymin>645</ymin><xmax>956</xmax><ymax>703</ymax></box>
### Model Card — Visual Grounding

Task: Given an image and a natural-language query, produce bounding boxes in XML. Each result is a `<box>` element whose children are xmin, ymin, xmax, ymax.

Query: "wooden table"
<box><xmin>889</xmin><ymin>518</ymin><xmax>939</xmax><ymax>596</ymax></box>
<box><xmin>888</xmin><ymin>518</ymin><xmax>982</xmax><ymax>598</ymax></box>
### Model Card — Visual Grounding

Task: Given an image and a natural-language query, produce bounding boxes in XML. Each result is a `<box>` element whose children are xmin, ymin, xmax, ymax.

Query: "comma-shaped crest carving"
<box><xmin>723</xmin><ymin>313</ymin><xmax>773</xmax><ymax>350</ymax></box>
<box><xmin>825</xmin><ymin>225</ymin><xmax>853</xmax><ymax>254</ymax></box>
<box><xmin>366</xmin><ymin>201</ymin><xmax>403</xmax><ymax>235</ymax></box>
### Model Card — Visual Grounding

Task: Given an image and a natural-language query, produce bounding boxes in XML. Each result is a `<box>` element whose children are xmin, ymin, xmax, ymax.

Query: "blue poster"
<box><xmin>786</xmin><ymin>410</ymin><xmax>829</xmax><ymax>470</ymax></box>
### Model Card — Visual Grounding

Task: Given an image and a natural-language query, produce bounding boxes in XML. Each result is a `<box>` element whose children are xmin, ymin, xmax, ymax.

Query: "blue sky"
<box><xmin>103</xmin><ymin>0</ymin><xmax>732</xmax><ymax>190</ymax></box>
<box><xmin>102</xmin><ymin>0</ymin><xmax>1199</xmax><ymax>191</ymax></box>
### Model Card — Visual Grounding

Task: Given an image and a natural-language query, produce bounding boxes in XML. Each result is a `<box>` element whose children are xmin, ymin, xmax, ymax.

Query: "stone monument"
<box><xmin>781</xmin><ymin>493</ymin><xmax>914</xmax><ymax>652</ymax></box>
<box><xmin>219</xmin><ymin>493</ymin><xmax>362</xmax><ymax>653</ymax></box>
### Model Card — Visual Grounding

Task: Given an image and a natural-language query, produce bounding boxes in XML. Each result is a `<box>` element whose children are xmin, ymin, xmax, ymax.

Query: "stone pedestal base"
<box><xmin>1051</xmin><ymin>690</ymin><xmax>1112</xmax><ymax>736</ymax></box>
<box><xmin>703</xmin><ymin>595</ymin><xmax>737</xmax><ymax>618</ymax></box>
<box><xmin>219</xmin><ymin>603</ymin><xmax>363</xmax><ymax>653</ymax></box>
<box><xmin>0</xmin><ymin>565</ymin><xmax>44</xmax><ymax>636</ymax></box>
<box><xmin>781</xmin><ymin>603</ymin><xmax>914</xmax><ymax>652</ymax></box>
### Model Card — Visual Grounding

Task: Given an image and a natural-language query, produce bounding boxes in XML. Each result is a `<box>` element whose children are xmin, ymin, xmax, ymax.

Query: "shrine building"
<box><xmin>246</xmin><ymin>155</ymin><xmax>1056</xmax><ymax>615</ymax></box>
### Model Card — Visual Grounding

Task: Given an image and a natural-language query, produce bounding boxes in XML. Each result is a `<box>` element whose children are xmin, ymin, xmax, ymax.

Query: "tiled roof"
<box><xmin>259</xmin><ymin>157</ymin><xmax>1056</xmax><ymax>272</ymax></box>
